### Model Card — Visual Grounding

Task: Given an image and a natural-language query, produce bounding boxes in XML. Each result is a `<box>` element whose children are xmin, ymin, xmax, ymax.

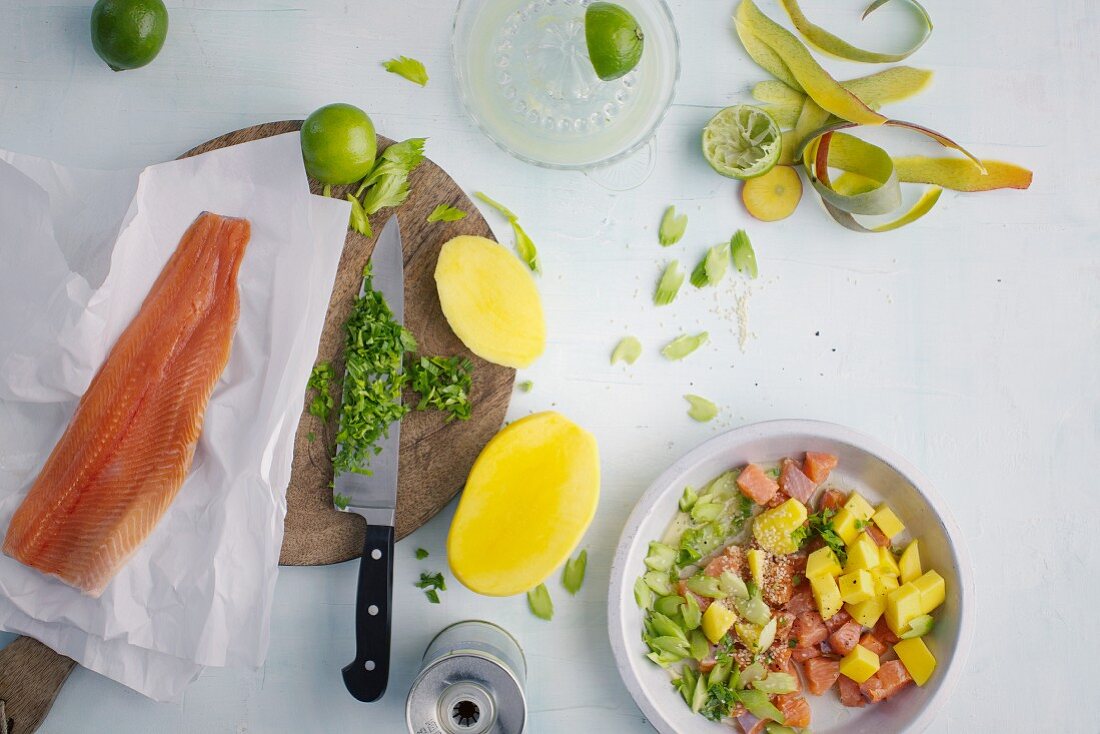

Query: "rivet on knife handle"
<box><xmin>341</xmin><ymin>523</ymin><xmax>394</xmax><ymax>702</ymax></box>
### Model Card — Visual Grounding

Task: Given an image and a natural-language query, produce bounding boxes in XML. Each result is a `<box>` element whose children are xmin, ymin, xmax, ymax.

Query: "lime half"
<box><xmin>702</xmin><ymin>105</ymin><xmax>782</xmax><ymax>180</ymax></box>
<box><xmin>585</xmin><ymin>2</ymin><xmax>644</xmax><ymax>81</ymax></box>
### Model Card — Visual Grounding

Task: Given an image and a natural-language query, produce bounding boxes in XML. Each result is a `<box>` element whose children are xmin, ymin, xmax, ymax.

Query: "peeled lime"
<box><xmin>584</xmin><ymin>2</ymin><xmax>644</xmax><ymax>81</ymax></box>
<box><xmin>90</xmin><ymin>0</ymin><xmax>168</xmax><ymax>72</ymax></box>
<box><xmin>702</xmin><ymin>105</ymin><xmax>782</xmax><ymax>180</ymax></box>
<box><xmin>300</xmin><ymin>103</ymin><xmax>378</xmax><ymax>185</ymax></box>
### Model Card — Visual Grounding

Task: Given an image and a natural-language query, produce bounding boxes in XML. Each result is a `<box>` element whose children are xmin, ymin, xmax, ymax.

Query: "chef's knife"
<box><xmin>337</xmin><ymin>215</ymin><xmax>403</xmax><ymax>703</ymax></box>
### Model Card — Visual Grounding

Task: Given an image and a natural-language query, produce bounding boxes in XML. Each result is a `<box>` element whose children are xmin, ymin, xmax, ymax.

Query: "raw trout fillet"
<box><xmin>2</xmin><ymin>212</ymin><xmax>251</xmax><ymax>597</ymax></box>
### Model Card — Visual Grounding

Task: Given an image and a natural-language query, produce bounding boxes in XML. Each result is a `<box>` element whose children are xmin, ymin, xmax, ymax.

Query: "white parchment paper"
<box><xmin>0</xmin><ymin>133</ymin><xmax>350</xmax><ymax>700</ymax></box>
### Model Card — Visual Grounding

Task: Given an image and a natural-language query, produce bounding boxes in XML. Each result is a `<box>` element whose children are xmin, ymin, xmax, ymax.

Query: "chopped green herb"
<box><xmin>700</xmin><ymin>682</ymin><xmax>738</xmax><ymax>722</ymax></box>
<box><xmin>855</xmin><ymin>518</ymin><xmax>870</xmax><ymax>531</ymax></box>
<box><xmin>792</xmin><ymin>573</ymin><xmax>803</xmax><ymax>586</ymax></box>
<box><xmin>690</xmin><ymin>243</ymin><xmax>730</xmax><ymax>288</ymax></box>
<box><xmin>416</xmin><ymin>570</ymin><xmax>446</xmax><ymax>603</ymax></box>
<box><xmin>658</xmin><ymin>205</ymin><xmax>688</xmax><ymax>246</ymax></box>
<box><xmin>661</xmin><ymin>332</ymin><xmax>709</xmax><ymax>360</ymax></box>
<box><xmin>307</xmin><ymin>362</ymin><xmax>336</xmax><ymax>421</ymax></box>
<box><xmin>527</xmin><ymin>583</ymin><xmax>554</xmax><ymax>620</ymax></box>
<box><xmin>331</xmin><ymin>264</ymin><xmax>417</xmax><ymax>478</ymax></box>
<box><xmin>407</xmin><ymin>355</ymin><xmax>473</xmax><ymax>422</ymax></box>
<box><xmin>517</xmin><ymin>379</ymin><xmax>534</xmax><ymax>392</ymax></box>
<box><xmin>333</xmin><ymin>492</ymin><xmax>351</xmax><ymax>510</ymax></box>
<box><xmin>611</xmin><ymin>335</ymin><xmax>643</xmax><ymax>365</ymax></box>
<box><xmin>415</xmin><ymin>548</ymin><xmax>429</xmax><ymax>560</ymax></box>
<box><xmin>416</xmin><ymin>571</ymin><xmax>446</xmax><ymax>591</ymax></box>
<box><xmin>382</xmin><ymin>55</ymin><xmax>429</xmax><ymax>86</ymax></box>
<box><xmin>654</xmin><ymin>261</ymin><xmax>685</xmax><ymax>306</ymax></box>
<box><xmin>788</xmin><ymin>637</ymin><xmax>798</xmax><ymax>648</ymax></box>
<box><xmin>795</xmin><ymin>508</ymin><xmax>848</xmax><ymax>564</ymax></box>
<box><xmin>306</xmin><ymin>431</ymin><xmax>316</xmax><ymax>443</ymax></box>
<box><xmin>730</xmin><ymin>229</ymin><xmax>758</xmax><ymax>279</ymax></box>
<box><xmin>562</xmin><ymin>549</ymin><xmax>587</xmax><ymax>594</ymax></box>
<box><xmin>427</xmin><ymin>203</ymin><xmax>467</xmax><ymax>222</ymax></box>
<box><xmin>684</xmin><ymin>394</ymin><xmax>718</xmax><ymax>422</ymax></box>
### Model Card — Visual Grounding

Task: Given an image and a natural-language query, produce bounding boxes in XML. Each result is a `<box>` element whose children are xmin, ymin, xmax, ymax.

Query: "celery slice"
<box><xmin>690</xmin><ymin>501</ymin><xmax>723</xmax><ymax>523</ymax></box>
<box><xmin>634</xmin><ymin>577</ymin><xmax>655</xmax><ymax>609</ymax></box>
<box><xmin>690</xmin><ymin>244</ymin><xmax>730</xmax><ymax>288</ymax></box>
<box><xmin>654</xmin><ymin>594</ymin><xmax>686</xmax><ymax>618</ymax></box>
<box><xmin>752</xmin><ymin>671</ymin><xmax>799</xmax><ymax>695</ymax></box>
<box><xmin>688</xmin><ymin>629</ymin><xmax>709</xmax><ymax>661</ymax></box>
<box><xmin>719</xmin><ymin>570</ymin><xmax>749</xmax><ymax>599</ymax></box>
<box><xmin>738</xmin><ymin>689</ymin><xmax>786</xmax><ymax>725</ymax></box>
<box><xmin>685</xmin><ymin>395</ymin><xmax>718</xmax><ymax>423</ymax></box>
<box><xmin>562</xmin><ymin>549</ymin><xmax>587</xmax><ymax>594</ymax></box>
<box><xmin>730</xmin><ymin>230</ymin><xmax>758</xmax><ymax>279</ymax></box>
<box><xmin>658</xmin><ymin>205</ymin><xmax>688</xmax><ymax>246</ymax></box>
<box><xmin>679</xmin><ymin>485</ymin><xmax>698</xmax><ymax>512</ymax></box>
<box><xmin>645</xmin><ymin>541</ymin><xmax>677</xmax><ymax>572</ymax></box>
<box><xmin>527</xmin><ymin>583</ymin><xmax>553</xmax><ymax>620</ymax></box>
<box><xmin>654</xmin><ymin>261</ymin><xmax>685</xmax><ymax>306</ymax></box>
<box><xmin>611</xmin><ymin>336</ymin><xmax>643</xmax><ymax>365</ymax></box>
<box><xmin>649</xmin><ymin>611</ymin><xmax>688</xmax><ymax>642</ymax></box>
<box><xmin>644</xmin><ymin>570</ymin><xmax>673</xmax><ymax>596</ymax></box>
<box><xmin>686</xmin><ymin>574</ymin><xmax>726</xmax><ymax>599</ymax></box>
<box><xmin>681</xmin><ymin>593</ymin><xmax>702</xmax><ymax>631</ymax></box>
<box><xmin>661</xmin><ymin>332</ymin><xmax>708</xmax><ymax>360</ymax></box>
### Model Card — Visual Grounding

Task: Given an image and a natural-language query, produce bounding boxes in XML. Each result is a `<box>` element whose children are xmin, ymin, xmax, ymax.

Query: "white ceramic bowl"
<box><xmin>608</xmin><ymin>420</ymin><xmax>974</xmax><ymax>734</ymax></box>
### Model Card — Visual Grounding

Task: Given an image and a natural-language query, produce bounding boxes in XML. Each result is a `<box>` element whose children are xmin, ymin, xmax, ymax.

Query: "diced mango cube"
<box><xmin>885</xmin><ymin>583</ymin><xmax>922</xmax><ymax>635</ymax></box>
<box><xmin>806</xmin><ymin>547</ymin><xmax>842</xmax><ymax>579</ymax></box>
<box><xmin>747</xmin><ymin>548</ymin><xmax>765</xmax><ymax>588</ymax></box>
<box><xmin>831</xmin><ymin>507</ymin><xmax>860</xmax><ymax>545</ymax></box>
<box><xmin>874</xmin><ymin>573</ymin><xmax>899</xmax><ymax>601</ymax></box>
<box><xmin>899</xmin><ymin>540</ymin><xmax>921</xmax><ymax>584</ymax></box>
<box><xmin>838</xmin><ymin>569</ymin><xmax>875</xmax><ymax>604</ymax></box>
<box><xmin>879</xmin><ymin>546</ymin><xmax>901</xmax><ymax>576</ymax></box>
<box><xmin>838</xmin><ymin>644</ymin><xmax>880</xmax><ymax>684</ymax></box>
<box><xmin>810</xmin><ymin>573</ymin><xmax>843</xmax><ymax>620</ymax></box>
<box><xmin>702</xmin><ymin>601</ymin><xmax>737</xmax><ymax>644</ymax></box>
<box><xmin>846</xmin><ymin>596</ymin><xmax>886</xmax><ymax>628</ymax></box>
<box><xmin>871</xmin><ymin>504</ymin><xmax>905</xmax><ymax>539</ymax></box>
<box><xmin>893</xmin><ymin>637</ymin><xmax>937</xmax><ymax>686</ymax></box>
<box><xmin>844</xmin><ymin>534</ymin><xmax>880</xmax><ymax>573</ymax></box>
<box><xmin>843</xmin><ymin>492</ymin><xmax>875</xmax><ymax>521</ymax></box>
<box><xmin>911</xmin><ymin>570</ymin><xmax>946</xmax><ymax>614</ymax></box>
<box><xmin>752</xmin><ymin>498</ymin><xmax>808</xmax><ymax>555</ymax></box>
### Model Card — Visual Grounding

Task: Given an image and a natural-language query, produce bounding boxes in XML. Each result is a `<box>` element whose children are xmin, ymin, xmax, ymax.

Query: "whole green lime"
<box><xmin>584</xmin><ymin>2</ymin><xmax>644</xmax><ymax>82</ymax></box>
<box><xmin>300</xmin><ymin>104</ymin><xmax>378</xmax><ymax>185</ymax></box>
<box><xmin>90</xmin><ymin>0</ymin><xmax>169</xmax><ymax>72</ymax></box>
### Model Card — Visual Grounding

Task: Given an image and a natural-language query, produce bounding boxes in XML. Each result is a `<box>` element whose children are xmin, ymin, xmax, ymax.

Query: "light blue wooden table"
<box><xmin>0</xmin><ymin>1</ymin><xmax>1095</xmax><ymax>732</ymax></box>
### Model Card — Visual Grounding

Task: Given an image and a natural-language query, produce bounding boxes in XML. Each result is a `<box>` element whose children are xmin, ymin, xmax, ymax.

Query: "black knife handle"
<box><xmin>342</xmin><ymin>524</ymin><xmax>394</xmax><ymax>702</ymax></box>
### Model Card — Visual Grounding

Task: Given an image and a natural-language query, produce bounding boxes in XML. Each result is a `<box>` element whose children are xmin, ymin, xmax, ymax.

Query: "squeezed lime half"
<box><xmin>702</xmin><ymin>105</ymin><xmax>782</xmax><ymax>180</ymax></box>
<box><xmin>584</xmin><ymin>2</ymin><xmax>644</xmax><ymax>81</ymax></box>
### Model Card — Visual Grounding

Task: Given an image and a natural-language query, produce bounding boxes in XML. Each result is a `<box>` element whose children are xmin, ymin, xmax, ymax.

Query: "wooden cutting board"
<box><xmin>1</xmin><ymin>120</ymin><xmax>514</xmax><ymax>733</ymax></box>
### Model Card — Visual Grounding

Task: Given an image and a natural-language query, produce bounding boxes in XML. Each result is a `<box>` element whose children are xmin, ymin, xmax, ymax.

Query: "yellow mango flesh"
<box><xmin>435</xmin><ymin>235</ymin><xmax>546</xmax><ymax>368</ymax></box>
<box><xmin>839</xmin><ymin>569</ymin><xmax>874</xmax><ymax>605</ymax></box>
<box><xmin>894</xmin><ymin>637</ymin><xmax>937</xmax><ymax>686</ymax></box>
<box><xmin>811</xmin><ymin>574</ymin><xmax>843</xmax><ymax>620</ymax></box>
<box><xmin>912</xmin><ymin>570</ymin><xmax>946</xmax><ymax>614</ymax></box>
<box><xmin>752</xmin><ymin>498</ymin><xmax>807</xmax><ymax>554</ymax></box>
<box><xmin>844</xmin><ymin>534</ymin><xmax>880</xmax><ymax>573</ymax></box>
<box><xmin>839</xmin><ymin>644</ymin><xmax>880</xmax><ymax>684</ymax></box>
<box><xmin>831</xmin><ymin>507</ymin><xmax>860</xmax><ymax>545</ymax></box>
<box><xmin>703</xmin><ymin>601</ymin><xmax>738</xmax><ymax>644</ymax></box>
<box><xmin>747</xmin><ymin>548</ymin><xmax>766</xmax><ymax>587</ymax></box>
<box><xmin>448</xmin><ymin>412</ymin><xmax>599</xmax><ymax>595</ymax></box>
<box><xmin>806</xmin><ymin>547</ymin><xmax>841</xmax><ymax>579</ymax></box>
<box><xmin>843</xmin><ymin>492</ymin><xmax>875</xmax><ymax>521</ymax></box>
<box><xmin>899</xmin><ymin>539</ymin><xmax>922</xmax><ymax>584</ymax></box>
<box><xmin>871</xmin><ymin>504</ymin><xmax>905</xmax><ymax>539</ymax></box>
<box><xmin>885</xmin><ymin>583</ymin><xmax>922</xmax><ymax>635</ymax></box>
<box><xmin>846</xmin><ymin>596</ymin><xmax>885</xmax><ymax>628</ymax></box>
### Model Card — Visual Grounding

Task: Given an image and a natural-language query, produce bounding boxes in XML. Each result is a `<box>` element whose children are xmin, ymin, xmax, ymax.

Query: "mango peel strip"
<box><xmin>735</xmin><ymin>0</ymin><xmax>886</xmax><ymax>126</ymax></box>
<box><xmin>779</xmin><ymin>0</ymin><xmax>933</xmax><ymax>64</ymax></box>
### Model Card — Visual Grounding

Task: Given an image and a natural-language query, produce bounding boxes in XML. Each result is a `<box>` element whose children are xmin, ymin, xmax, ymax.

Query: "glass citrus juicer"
<box><xmin>452</xmin><ymin>0</ymin><xmax>681</xmax><ymax>189</ymax></box>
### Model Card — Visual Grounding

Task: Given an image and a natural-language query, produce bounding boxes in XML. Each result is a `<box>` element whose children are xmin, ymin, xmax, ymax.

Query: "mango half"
<box><xmin>434</xmin><ymin>235</ymin><xmax>546</xmax><ymax>368</ymax></box>
<box><xmin>448</xmin><ymin>412</ymin><xmax>599</xmax><ymax>596</ymax></box>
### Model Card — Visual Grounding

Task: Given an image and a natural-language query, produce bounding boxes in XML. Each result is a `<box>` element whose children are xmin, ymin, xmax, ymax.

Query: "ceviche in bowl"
<box><xmin>608</xmin><ymin>421</ymin><xmax>973</xmax><ymax>734</ymax></box>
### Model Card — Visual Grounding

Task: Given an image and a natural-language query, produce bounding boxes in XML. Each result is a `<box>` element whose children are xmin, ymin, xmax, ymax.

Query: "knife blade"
<box><xmin>338</xmin><ymin>214</ymin><xmax>403</xmax><ymax>703</ymax></box>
